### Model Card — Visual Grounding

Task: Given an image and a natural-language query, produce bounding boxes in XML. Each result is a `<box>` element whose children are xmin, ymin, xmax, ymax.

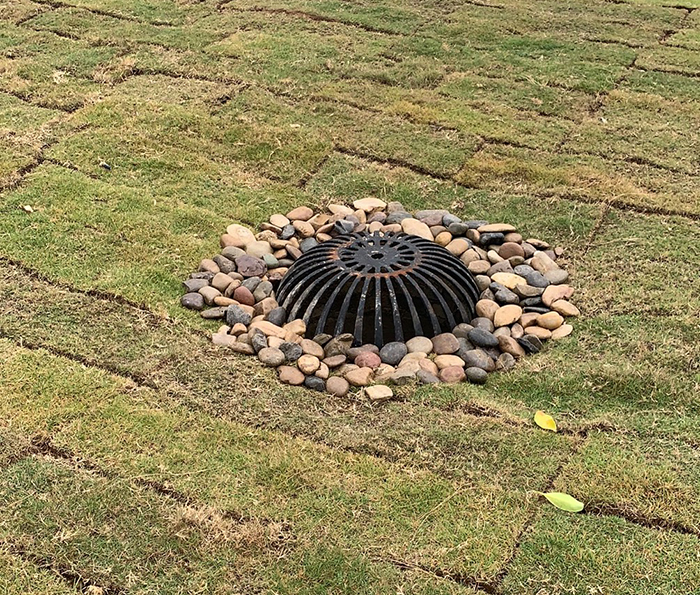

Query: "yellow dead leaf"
<box><xmin>534</xmin><ymin>410</ymin><xmax>557</xmax><ymax>432</ymax></box>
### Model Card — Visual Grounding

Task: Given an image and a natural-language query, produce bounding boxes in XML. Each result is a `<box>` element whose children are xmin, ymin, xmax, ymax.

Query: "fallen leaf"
<box><xmin>539</xmin><ymin>492</ymin><xmax>584</xmax><ymax>512</ymax></box>
<box><xmin>534</xmin><ymin>410</ymin><xmax>557</xmax><ymax>432</ymax></box>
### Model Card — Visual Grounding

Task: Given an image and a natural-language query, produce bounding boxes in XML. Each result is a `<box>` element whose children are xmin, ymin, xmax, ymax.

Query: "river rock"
<box><xmin>439</xmin><ymin>365</ymin><xmax>466</xmax><ymax>383</ymax></box>
<box><xmin>431</xmin><ymin>333</ymin><xmax>459</xmax><ymax>354</ymax></box>
<box><xmin>497</xmin><ymin>335</ymin><xmax>526</xmax><ymax>358</ymax></box>
<box><xmin>345</xmin><ymin>367</ymin><xmax>373</xmax><ymax>387</ymax></box>
<box><xmin>298</xmin><ymin>354</ymin><xmax>321</xmax><ymax>374</ymax></box>
<box><xmin>304</xmin><ymin>376</ymin><xmax>326</xmax><ymax>391</ymax></box>
<box><xmin>235</xmin><ymin>255</ymin><xmax>266</xmax><ymax>277</ymax></box>
<box><xmin>460</xmin><ymin>349</ymin><xmax>496</xmax><ymax>372</ymax></box>
<box><xmin>406</xmin><ymin>336</ymin><xmax>433</xmax><ymax>354</ymax></box>
<box><xmin>465</xmin><ymin>367</ymin><xmax>488</xmax><ymax>384</ymax></box>
<box><xmin>379</xmin><ymin>341</ymin><xmax>408</xmax><ymax>365</ymax></box>
<box><xmin>467</xmin><ymin>328</ymin><xmax>499</xmax><ymax>348</ymax></box>
<box><xmin>355</xmin><ymin>351</ymin><xmax>382</xmax><ymax>369</ymax></box>
<box><xmin>181</xmin><ymin>292</ymin><xmax>204</xmax><ymax>310</ymax></box>
<box><xmin>226</xmin><ymin>304</ymin><xmax>252</xmax><ymax>326</ymax></box>
<box><xmin>286</xmin><ymin>206</ymin><xmax>313</xmax><ymax>221</ymax></box>
<box><xmin>537</xmin><ymin>311</ymin><xmax>564</xmax><ymax>330</ymax></box>
<box><xmin>258</xmin><ymin>347</ymin><xmax>285</xmax><ymax>367</ymax></box>
<box><xmin>551</xmin><ymin>324</ymin><xmax>574</xmax><ymax>340</ymax></box>
<box><xmin>542</xmin><ymin>284</ymin><xmax>574</xmax><ymax>307</ymax></box>
<box><xmin>493</xmin><ymin>305</ymin><xmax>523</xmax><ymax>327</ymax></box>
<box><xmin>401</xmin><ymin>218</ymin><xmax>433</xmax><ymax>240</ymax></box>
<box><xmin>551</xmin><ymin>300</ymin><xmax>580</xmax><ymax>317</ymax></box>
<box><xmin>365</xmin><ymin>384</ymin><xmax>393</xmax><ymax>402</ymax></box>
<box><xmin>278</xmin><ymin>366</ymin><xmax>305</xmax><ymax>385</ymax></box>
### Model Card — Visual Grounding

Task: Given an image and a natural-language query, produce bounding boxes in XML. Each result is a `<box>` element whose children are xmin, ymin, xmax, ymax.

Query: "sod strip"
<box><xmin>2</xmin><ymin>339</ymin><xmax>532</xmax><ymax>584</ymax></box>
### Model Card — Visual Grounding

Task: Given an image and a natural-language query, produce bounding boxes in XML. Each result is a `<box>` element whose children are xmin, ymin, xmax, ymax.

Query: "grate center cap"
<box><xmin>336</xmin><ymin>232</ymin><xmax>419</xmax><ymax>275</ymax></box>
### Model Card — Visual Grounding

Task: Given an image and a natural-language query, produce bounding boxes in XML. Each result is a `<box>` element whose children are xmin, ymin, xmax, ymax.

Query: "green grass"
<box><xmin>1</xmin><ymin>0</ymin><xmax>700</xmax><ymax>591</ymax></box>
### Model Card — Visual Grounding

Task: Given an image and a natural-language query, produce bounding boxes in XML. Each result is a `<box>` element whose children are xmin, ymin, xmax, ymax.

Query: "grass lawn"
<box><xmin>1</xmin><ymin>0</ymin><xmax>699</xmax><ymax>593</ymax></box>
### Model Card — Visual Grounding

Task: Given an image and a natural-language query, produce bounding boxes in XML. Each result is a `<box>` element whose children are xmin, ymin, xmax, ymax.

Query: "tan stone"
<box><xmin>542</xmin><ymin>284</ymin><xmax>575</xmax><ymax>307</ymax></box>
<box><xmin>268</xmin><ymin>336</ymin><xmax>284</xmax><ymax>349</ymax></box>
<box><xmin>468</xmin><ymin>260</ymin><xmax>491</xmax><ymax>275</ymax></box>
<box><xmin>246</xmin><ymin>240</ymin><xmax>273</xmax><ymax>257</ymax></box>
<box><xmin>536</xmin><ymin>311</ymin><xmax>564</xmax><ymax>330</ymax></box>
<box><xmin>365</xmin><ymin>385</ymin><xmax>393</xmax><ymax>402</ymax></box>
<box><xmin>269</xmin><ymin>213</ymin><xmax>290</xmax><ymax>228</ymax></box>
<box><xmin>397</xmin><ymin>360</ymin><xmax>421</xmax><ymax>374</ymax></box>
<box><xmin>499</xmin><ymin>242</ymin><xmax>525</xmax><ymax>259</ymax></box>
<box><xmin>298</xmin><ymin>355</ymin><xmax>321</xmax><ymax>375</ymax></box>
<box><xmin>211</xmin><ymin>272</ymin><xmax>233</xmax><ymax>292</ymax></box>
<box><xmin>551</xmin><ymin>300</ymin><xmax>580</xmax><ymax>317</ymax></box>
<box><xmin>418</xmin><ymin>358</ymin><xmax>439</xmax><ymax>376</ymax></box>
<box><xmin>249</xmin><ymin>320</ymin><xmax>286</xmax><ymax>338</ymax></box>
<box><xmin>526</xmin><ymin>326</ymin><xmax>552</xmax><ymax>340</ymax></box>
<box><xmin>477</xmin><ymin>223</ymin><xmax>516</xmax><ymax>233</ymax></box>
<box><xmin>278</xmin><ymin>366</ymin><xmax>305</xmax><ymax>385</ymax></box>
<box><xmin>373</xmin><ymin>364</ymin><xmax>396</xmax><ymax>383</ymax></box>
<box><xmin>212</xmin><ymin>332</ymin><xmax>237</xmax><ymax>348</ymax></box>
<box><xmin>199</xmin><ymin>286</ymin><xmax>221</xmax><ymax>305</ymax></box>
<box><xmin>225</xmin><ymin>224</ymin><xmax>256</xmax><ymax>246</ymax></box>
<box><xmin>284</xmin><ymin>319</ymin><xmax>307</xmax><ymax>336</ymax></box>
<box><xmin>401</xmin><ymin>218</ymin><xmax>433</xmax><ymax>240</ymax></box>
<box><xmin>300</xmin><ymin>339</ymin><xmax>325</xmax><ymax>358</ymax></box>
<box><xmin>434</xmin><ymin>355</ymin><xmax>465</xmax><ymax>369</ymax></box>
<box><xmin>230</xmin><ymin>323</ymin><xmax>248</xmax><ymax>335</ymax></box>
<box><xmin>491</xmin><ymin>272</ymin><xmax>527</xmax><ymax>290</ymax></box>
<box><xmin>315</xmin><ymin>362</ymin><xmax>330</xmax><ymax>379</ymax></box>
<box><xmin>446</xmin><ymin>238</ymin><xmax>470</xmax><ymax>256</ymax></box>
<box><xmin>475</xmin><ymin>299</ymin><xmax>499</xmax><ymax>321</ymax></box>
<box><xmin>309</xmin><ymin>213</ymin><xmax>330</xmax><ymax>229</ymax></box>
<box><xmin>286</xmin><ymin>206</ymin><xmax>313</xmax><ymax>221</ymax></box>
<box><xmin>199</xmin><ymin>258</ymin><xmax>220</xmax><ymax>273</ymax></box>
<box><xmin>353</xmin><ymin>197</ymin><xmax>386</xmax><ymax>212</ymax></box>
<box><xmin>494</xmin><ymin>304</ymin><xmax>523</xmax><ymax>327</ymax></box>
<box><xmin>345</xmin><ymin>366</ymin><xmax>374</xmax><ymax>387</ymax></box>
<box><xmin>435</xmin><ymin>231</ymin><xmax>452</xmax><ymax>246</ymax></box>
<box><xmin>253</xmin><ymin>297</ymin><xmax>278</xmax><ymax>317</ymax></box>
<box><xmin>460</xmin><ymin>249</ymin><xmax>481</xmax><ymax>265</ymax></box>
<box><xmin>326</xmin><ymin>376</ymin><xmax>350</xmax><ymax>396</ymax></box>
<box><xmin>229</xmin><ymin>342</ymin><xmax>256</xmax><ymax>355</ymax></box>
<box><xmin>531</xmin><ymin>251</ymin><xmax>559</xmax><ymax>274</ymax></box>
<box><xmin>497</xmin><ymin>335</ymin><xmax>526</xmax><ymax>358</ymax></box>
<box><xmin>238</xmin><ymin>304</ymin><xmax>255</xmax><ymax>318</ymax></box>
<box><xmin>220</xmin><ymin>234</ymin><xmax>244</xmax><ymax>249</ymax></box>
<box><xmin>487</xmin><ymin>250</ymin><xmax>504</xmax><ymax>264</ymax></box>
<box><xmin>438</xmin><ymin>366</ymin><xmax>466</xmax><ymax>383</ymax></box>
<box><xmin>323</xmin><ymin>354</ymin><xmax>347</xmax><ymax>368</ymax></box>
<box><xmin>519</xmin><ymin>312</ymin><xmax>540</xmax><ymax>328</ymax></box>
<box><xmin>328</xmin><ymin>204</ymin><xmax>354</xmax><ymax>216</ymax></box>
<box><xmin>551</xmin><ymin>324</ymin><xmax>574</xmax><ymax>340</ymax></box>
<box><xmin>292</xmin><ymin>220</ymin><xmax>315</xmax><ymax>238</ymax></box>
<box><xmin>399</xmin><ymin>352</ymin><xmax>427</xmax><ymax>365</ymax></box>
<box><xmin>406</xmin><ymin>336</ymin><xmax>433</xmax><ymax>354</ymax></box>
<box><xmin>256</xmin><ymin>230</ymin><xmax>278</xmax><ymax>243</ymax></box>
<box><xmin>213</xmin><ymin>296</ymin><xmax>236</xmax><ymax>307</ymax></box>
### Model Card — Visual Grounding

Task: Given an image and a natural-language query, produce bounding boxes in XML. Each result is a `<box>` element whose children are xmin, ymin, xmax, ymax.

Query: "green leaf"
<box><xmin>534</xmin><ymin>410</ymin><xmax>557</xmax><ymax>432</ymax></box>
<box><xmin>538</xmin><ymin>492</ymin><xmax>584</xmax><ymax>512</ymax></box>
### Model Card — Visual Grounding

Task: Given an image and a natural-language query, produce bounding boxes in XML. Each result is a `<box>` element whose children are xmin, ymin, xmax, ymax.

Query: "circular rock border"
<box><xmin>180</xmin><ymin>199</ymin><xmax>578</xmax><ymax>400</ymax></box>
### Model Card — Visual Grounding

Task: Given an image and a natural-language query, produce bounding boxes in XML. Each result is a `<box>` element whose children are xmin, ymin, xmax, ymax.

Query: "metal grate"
<box><xmin>276</xmin><ymin>231</ymin><xmax>480</xmax><ymax>347</ymax></box>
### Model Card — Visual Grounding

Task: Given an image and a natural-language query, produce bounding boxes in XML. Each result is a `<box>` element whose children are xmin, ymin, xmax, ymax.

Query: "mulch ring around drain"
<box><xmin>180</xmin><ymin>199</ymin><xmax>578</xmax><ymax>400</ymax></box>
